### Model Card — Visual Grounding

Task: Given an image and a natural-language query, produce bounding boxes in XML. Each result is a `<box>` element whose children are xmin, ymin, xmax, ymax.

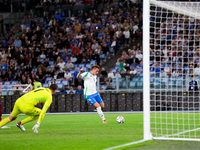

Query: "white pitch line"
<box><xmin>103</xmin><ymin>139</ymin><xmax>147</xmax><ymax>150</ymax></box>
<box><xmin>164</xmin><ymin>128</ymin><xmax>200</xmax><ymax>137</ymax></box>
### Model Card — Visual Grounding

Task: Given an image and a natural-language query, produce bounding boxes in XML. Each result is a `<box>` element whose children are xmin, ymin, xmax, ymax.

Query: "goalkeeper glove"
<box><xmin>32</xmin><ymin>122</ymin><xmax>40</xmax><ymax>133</ymax></box>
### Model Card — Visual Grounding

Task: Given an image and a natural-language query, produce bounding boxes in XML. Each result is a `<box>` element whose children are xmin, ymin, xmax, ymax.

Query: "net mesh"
<box><xmin>149</xmin><ymin>1</ymin><xmax>200</xmax><ymax>139</ymax></box>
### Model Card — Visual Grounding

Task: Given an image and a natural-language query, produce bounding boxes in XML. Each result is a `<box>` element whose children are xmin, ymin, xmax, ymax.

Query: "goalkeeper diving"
<box><xmin>0</xmin><ymin>84</ymin><xmax>58</xmax><ymax>133</ymax></box>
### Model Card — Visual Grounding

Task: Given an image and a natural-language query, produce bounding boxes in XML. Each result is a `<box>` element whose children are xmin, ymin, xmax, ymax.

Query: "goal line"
<box><xmin>103</xmin><ymin>139</ymin><xmax>147</xmax><ymax>150</ymax></box>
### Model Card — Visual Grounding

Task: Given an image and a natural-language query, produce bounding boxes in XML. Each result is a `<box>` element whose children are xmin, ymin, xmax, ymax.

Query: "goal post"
<box><xmin>143</xmin><ymin>0</ymin><xmax>200</xmax><ymax>141</ymax></box>
<box><xmin>143</xmin><ymin>0</ymin><xmax>151</xmax><ymax>141</ymax></box>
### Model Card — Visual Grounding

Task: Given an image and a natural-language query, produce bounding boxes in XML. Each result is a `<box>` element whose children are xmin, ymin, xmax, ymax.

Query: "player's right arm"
<box><xmin>37</xmin><ymin>94</ymin><xmax>52</xmax><ymax>123</ymax></box>
<box><xmin>77</xmin><ymin>67</ymin><xmax>84</xmax><ymax>79</ymax></box>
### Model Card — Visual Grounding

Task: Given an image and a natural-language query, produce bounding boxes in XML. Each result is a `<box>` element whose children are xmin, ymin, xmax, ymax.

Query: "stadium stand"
<box><xmin>0</xmin><ymin>0</ymin><xmax>143</xmax><ymax>94</ymax></box>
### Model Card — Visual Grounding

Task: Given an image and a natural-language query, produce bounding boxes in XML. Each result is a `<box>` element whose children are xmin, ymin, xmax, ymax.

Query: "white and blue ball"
<box><xmin>116</xmin><ymin>116</ymin><xmax>125</xmax><ymax>124</ymax></box>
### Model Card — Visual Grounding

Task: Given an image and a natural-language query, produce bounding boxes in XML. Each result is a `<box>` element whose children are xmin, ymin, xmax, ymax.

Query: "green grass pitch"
<box><xmin>1</xmin><ymin>113</ymin><xmax>200</xmax><ymax>150</ymax></box>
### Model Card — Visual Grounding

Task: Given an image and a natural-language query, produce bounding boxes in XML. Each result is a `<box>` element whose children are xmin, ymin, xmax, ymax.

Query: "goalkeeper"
<box><xmin>0</xmin><ymin>84</ymin><xmax>58</xmax><ymax>133</ymax></box>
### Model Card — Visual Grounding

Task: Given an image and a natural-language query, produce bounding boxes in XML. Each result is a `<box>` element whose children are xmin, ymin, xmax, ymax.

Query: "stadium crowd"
<box><xmin>148</xmin><ymin>6</ymin><xmax>200</xmax><ymax>79</ymax></box>
<box><xmin>0</xmin><ymin>0</ymin><xmax>143</xmax><ymax>92</ymax></box>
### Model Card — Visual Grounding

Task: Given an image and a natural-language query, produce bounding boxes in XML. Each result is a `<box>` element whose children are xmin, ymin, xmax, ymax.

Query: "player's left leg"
<box><xmin>94</xmin><ymin>93</ymin><xmax>107</xmax><ymax>123</ymax></box>
<box><xmin>20</xmin><ymin>107</ymin><xmax>41</xmax><ymax>125</ymax></box>
<box><xmin>16</xmin><ymin>107</ymin><xmax>42</xmax><ymax>131</ymax></box>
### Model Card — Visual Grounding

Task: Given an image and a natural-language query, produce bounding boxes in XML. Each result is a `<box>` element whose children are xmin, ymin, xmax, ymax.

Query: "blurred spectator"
<box><xmin>1</xmin><ymin>60</ymin><xmax>7</xmax><ymax>72</ymax></box>
<box><xmin>120</xmin><ymin>59</ymin><xmax>125</xmax><ymax>71</ymax></box>
<box><xmin>161</xmin><ymin>58</ymin><xmax>166</xmax><ymax>71</ymax></box>
<box><xmin>13</xmin><ymin>47</ymin><xmax>21</xmax><ymax>62</ymax></box>
<box><xmin>136</xmin><ymin>50</ymin><xmax>143</xmax><ymax>61</ymax></box>
<box><xmin>71</xmin><ymin>37</ymin><xmax>78</xmax><ymax>47</ymax></box>
<box><xmin>101</xmin><ymin>68</ymin><xmax>108</xmax><ymax>77</ymax></box>
<box><xmin>92</xmin><ymin>50</ymin><xmax>100</xmax><ymax>65</ymax></box>
<box><xmin>121</xmin><ymin>70</ymin><xmax>127</xmax><ymax>77</ymax></box>
<box><xmin>64</xmin><ymin>70</ymin><xmax>72</xmax><ymax>82</ymax></box>
<box><xmin>92</xmin><ymin>40</ymin><xmax>99</xmax><ymax>50</ymax></box>
<box><xmin>130</xmin><ymin>54</ymin><xmax>140</xmax><ymax>65</ymax></box>
<box><xmin>1</xmin><ymin>39</ymin><xmax>7</xmax><ymax>47</ymax></box>
<box><xmin>51</xmin><ymin>78</ymin><xmax>55</xmax><ymax>84</ymax></box>
<box><xmin>132</xmin><ymin>22</ymin><xmax>138</xmax><ymax>39</ymax></box>
<box><xmin>100</xmin><ymin>73</ymin><xmax>106</xmax><ymax>85</ymax></box>
<box><xmin>0</xmin><ymin>70</ymin><xmax>7</xmax><ymax>81</ymax></box>
<box><xmin>123</xmin><ymin>27</ymin><xmax>130</xmax><ymax>46</ymax></box>
<box><xmin>137</xmin><ymin>61</ymin><xmax>143</xmax><ymax>72</ymax></box>
<box><xmin>115</xmin><ymin>71</ymin><xmax>122</xmax><ymax>78</ymax></box>
<box><xmin>108</xmin><ymin>70</ymin><xmax>115</xmax><ymax>78</ymax></box>
<box><xmin>13</xmin><ymin>36</ymin><xmax>22</xmax><ymax>48</ymax></box>
<box><xmin>21</xmin><ymin>76</ymin><xmax>27</xmax><ymax>84</ymax></box>
<box><xmin>102</xmin><ymin>41</ymin><xmax>109</xmax><ymax>54</ymax></box>
<box><xmin>194</xmin><ymin>63</ymin><xmax>200</xmax><ymax>76</ymax></box>
<box><xmin>121</xmin><ymin>51</ymin><xmax>128</xmax><ymax>60</ymax></box>
<box><xmin>13</xmin><ymin>82</ymin><xmax>23</xmax><ymax>95</ymax></box>
<box><xmin>53</xmin><ymin>71</ymin><xmax>58</xmax><ymax>79</ymax></box>
<box><xmin>116</xmin><ymin>58</ymin><xmax>121</xmax><ymax>66</ymax></box>
<box><xmin>172</xmin><ymin>69</ymin><xmax>179</xmax><ymax>77</ymax></box>
<box><xmin>49</xmin><ymin>51</ymin><xmax>58</xmax><ymax>61</ymax></box>
<box><xmin>18</xmin><ymin>55</ymin><xmax>25</xmax><ymax>66</ymax></box>
<box><xmin>74</xmin><ymin>67</ymin><xmax>79</xmax><ymax>87</ymax></box>
<box><xmin>124</xmin><ymin>56</ymin><xmax>130</xmax><ymax>71</ymax></box>
<box><xmin>7</xmin><ymin>70</ymin><xmax>14</xmax><ymax>81</ymax></box>
<box><xmin>70</xmin><ymin>54</ymin><xmax>77</xmax><ymax>63</ymax></box>
<box><xmin>65</xmin><ymin>59</ymin><xmax>74</xmax><ymax>70</ymax></box>
<box><xmin>57</xmin><ymin>69</ymin><xmax>65</xmax><ymax>79</ymax></box>
<box><xmin>74</xmin><ymin>21</ymin><xmax>81</xmax><ymax>32</ymax></box>
<box><xmin>43</xmin><ymin>58</ymin><xmax>50</xmax><ymax>68</ymax></box>
<box><xmin>70</xmin><ymin>44</ymin><xmax>80</xmax><ymax>56</ymax></box>
<box><xmin>106</xmin><ymin>77</ymin><xmax>113</xmax><ymax>89</ymax></box>
<box><xmin>59</xmin><ymin>87</ymin><xmax>66</xmax><ymax>94</ymax></box>
<box><xmin>36</xmin><ymin>68</ymin><xmax>45</xmax><ymax>83</ymax></box>
<box><xmin>155</xmin><ymin>62</ymin><xmax>161</xmax><ymax>76</ymax></box>
<box><xmin>55</xmin><ymin>9</ymin><xmax>64</xmax><ymax>21</ymax></box>
<box><xmin>189</xmin><ymin>75</ymin><xmax>199</xmax><ymax>91</ymax></box>
<box><xmin>130</xmin><ymin>67</ymin><xmax>137</xmax><ymax>75</ymax></box>
<box><xmin>44</xmin><ymin>67</ymin><xmax>51</xmax><ymax>77</ymax></box>
<box><xmin>15</xmin><ymin>72</ymin><xmax>22</xmax><ymax>82</ymax></box>
<box><xmin>178</xmin><ymin>63</ymin><xmax>186</xmax><ymax>75</ymax></box>
<box><xmin>100</xmin><ymin>88</ymin><xmax>104</xmax><ymax>94</ymax></box>
<box><xmin>57</xmin><ymin>58</ymin><xmax>66</xmax><ymax>70</ymax></box>
<box><xmin>68</xmin><ymin>87</ymin><xmax>74</xmax><ymax>94</ymax></box>
<box><xmin>164</xmin><ymin>64</ymin><xmax>171</xmax><ymax>77</ymax></box>
<box><xmin>75</xmin><ymin>85</ymin><xmax>84</xmax><ymax>94</ymax></box>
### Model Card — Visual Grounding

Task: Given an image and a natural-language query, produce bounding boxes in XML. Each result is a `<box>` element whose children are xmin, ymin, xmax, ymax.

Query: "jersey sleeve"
<box><xmin>38</xmin><ymin>94</ymin><xmax>52</xmax><ymax>123</ymax></box>
<box><xmin>81</xmin><ymin>72</ymin><xmax>88</xmax><ymax>79</ymax></box>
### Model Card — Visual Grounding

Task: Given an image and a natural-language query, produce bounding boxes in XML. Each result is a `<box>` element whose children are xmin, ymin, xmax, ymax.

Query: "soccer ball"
<box><xmin>116</xmin><ymin>116</ymin><xmax>125</xmax><ymax>124</ymax></box>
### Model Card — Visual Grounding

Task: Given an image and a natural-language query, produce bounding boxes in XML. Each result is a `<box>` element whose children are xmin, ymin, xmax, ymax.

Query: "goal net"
<box><xmin>146</xmin><ymin>0</ymin><xmax>200</xmax><ymax>141</ymax></box>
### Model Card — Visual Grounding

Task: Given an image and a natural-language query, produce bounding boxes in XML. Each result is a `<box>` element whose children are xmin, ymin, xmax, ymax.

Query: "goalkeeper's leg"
<box><xmin>0</xmin><ymin>100</ymin><xmax>20</xmax><ymax>127</ymax></box>
<box><xmin>19</xmin><ymin>107</ymin><xmax>41</xmax><ymax>125</ymax></box>
<box><xmin>16</xmin><ymin>107</ymin><xmax>41</xmax><ymax>131</ymax></box>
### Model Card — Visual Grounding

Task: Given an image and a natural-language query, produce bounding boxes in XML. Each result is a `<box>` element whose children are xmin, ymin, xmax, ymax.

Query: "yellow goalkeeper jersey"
<box><xmin>20</xmin><ymin>87</ymin><xmax>52</xmax><ymax>123</ymax></box>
